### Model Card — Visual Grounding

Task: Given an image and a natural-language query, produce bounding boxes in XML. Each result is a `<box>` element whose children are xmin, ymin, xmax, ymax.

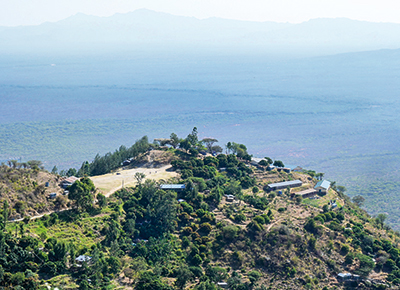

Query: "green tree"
<box><xmin>135</xmin><ymin>172</ymin><xmax>146</xmax><ymax>187</ymax></box>
<box><xmin>248</xmin><ymin>270</ymin><xmax>261</xmax><ymax>285</ymax></box>
<box><xmin>27</xmin><ymin>160</ymin><xmax>43</xmax><ymax>170</ymax></box>
<box><xmin>179</xmin><ymin>139</ymin><xmax>191</xmax><ymax>152</ymax></box>
<box><xmin>140</xmin><ymin>180</ymin><xmax>178</xmax><ymax>238</ymax></box>
<box><xmin>202</xmin><ymin>138</ymin><xmax>219</xmax><ymax>153</ymax></box>
<box><xmin>264</xmin><ymin>157</ymin><xmax>273</xmax><ymax>164</ymax></box>
<box><xmin>209</xmin><ymin>186</ymin><xmax>224</xmax><ymax>205</ymax></box>
<box><xmin>107</xmin><ymin>256</ymin><xmax>121</xmax><ymax>274</ymax></box>
<box><xmin>186</xmin><ymin>127</ymin><xmax>199</xmax><ymax>147</ymax></box>
<box><xmin>273</xmin><ymin>160</ymin><xmax>284</xmax><ymax>167</ymax></box>
<box><xmin>136</xmin><ymin>271</ymin><xmax>174</xmax><ymax>290</ymax></box>
<box><xmin>205</xmin><ymin>266</ymin><xmax>227</xmax><ymax>283</ymax></box>
<box><xmin>336</xmin><ymin>185</ymin><xmax>347</xmax><ymax>196</ymax></box>
<box><xmin>1</xmin><ymin>200</ymin><xmax>9</xmax><ymax>230</ymax></box>
<box><xmin>375</xmin><ymin>213</ymin><xmax>387</xmax><ymax>229</ymax></box>
<box><xmin>51</xmin><ymin>165</ymin><xmax>58</xmax><ymax>174</ymax></box>
<box><xmin>355</xmin><ymin>253</ymin><xmax>375</xmax><ymax>276</ymax></box>
<box><xmin>352</xmin><ymin>195</ymin><xmax>365</xmax><ymax>207</ymax></box>
<box><xmin>170</xmin><ymin>133</ymin><xmax>180</xmax><ymax>149</ymax></box>
<box><xmin>175</xmin><ymin>264</ymin><xmax>194</xmax><ymax>289</ymax></box>
<box><xmin>68</xmin><ymin>177</ymin><xmax>96</xmax><ymax>212</ymax></box>
<box><xmin>97</xmin><ymin>193</ymin><xmax>107</xmax><ymax>208</ymax></box>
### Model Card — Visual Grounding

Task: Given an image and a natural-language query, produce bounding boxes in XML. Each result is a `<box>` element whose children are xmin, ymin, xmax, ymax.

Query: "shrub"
<box><xmin>191</xmin><ymin>254</ymin><xmax>203</xmax><ymax>266</ymax></box>
<box><xmin>253</xmin><ymin>215</ymin><xmax>265</xmax><ymax>225</ymax></box>
<box><xmin>199</xmin><ymin>223</ymin><xmax>212</xmax><ymax>235</ymax></box>
<box><xmin>234</xmin><ymin>213</ymin><xmax>246</xmax><ymax>223</ymax></box>
<box><xmin>182</xmin><ymin>227</ymin><xmax>193</xmax><ymax>236</ymax></box>
<box><xmin>181</xmin><ymin>202</ymin><xmax>193</xmax><ymax>214</ymax></box>
<box><xmin>247</xmin><ymin>221</ymin><xmax>263</xmax><ymax>233</ymax></box>
<box><xmin>223</xmin><ymin>225</ymin><xmax>239</xmax><ymax>241</ymax></box>
<box><xmin>355</xmin><ymin>253</ymin><xmax>375</xmax><ymax>276</ymax></box>
<box><xmin>308</xmin><ymin>236</ymin><xmax>317</xmax><ymax>250</ymax></box>
<box><xmin>340</xmin><ymin>244</ymin><xmax>350</xmax><ymax>255</ymax></box>
<box><xmin>248</xmin><ymin>270</ymin><xmax>261</xmax><ymax>285</ymax></box>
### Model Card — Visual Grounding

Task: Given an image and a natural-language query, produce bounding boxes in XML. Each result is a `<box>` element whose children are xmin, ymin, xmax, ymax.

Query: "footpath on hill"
<box><xmin>90</xmin><ymin>164</ymin><xmax>178</xmax><ymax>197</ymax></box>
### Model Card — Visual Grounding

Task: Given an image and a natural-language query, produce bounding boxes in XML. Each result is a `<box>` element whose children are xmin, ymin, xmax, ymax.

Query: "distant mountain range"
<box><xmin>2</xmin><ymin>9</ymin><xmax>400</xmax><ymax>56</ymax></box>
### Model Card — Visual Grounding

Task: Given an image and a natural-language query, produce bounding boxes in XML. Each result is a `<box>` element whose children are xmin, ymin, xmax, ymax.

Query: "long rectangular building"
<box><xmin>160</xmin><ymin>184</ymin><xmax>186</xmax><ymax>191</ymax></box>
<box><xmin>267</xmin><ymin>180</ymin><xmax>302</xmax><ymax>191</ymax></box>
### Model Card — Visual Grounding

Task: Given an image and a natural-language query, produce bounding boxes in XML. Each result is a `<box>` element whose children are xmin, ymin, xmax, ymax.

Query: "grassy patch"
<box><xmin>301</xmin><ymin>189</ymin><xmax>343</xmax><ymax>208</ymax></box>
<box><xmin>7</xmin><ymin>211</ymin><xmax>110</xmax><ymax>248</ymax></box>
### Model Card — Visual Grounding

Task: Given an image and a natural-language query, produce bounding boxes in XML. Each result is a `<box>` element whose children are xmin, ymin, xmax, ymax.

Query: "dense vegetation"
<box><xmin>0</xmin><ymin>130</ymin><xmax>399</xmax><ymax>289</ymax></box>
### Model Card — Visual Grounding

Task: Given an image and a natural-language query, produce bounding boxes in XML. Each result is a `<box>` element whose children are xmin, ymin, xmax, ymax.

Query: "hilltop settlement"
<box><xmin>0</xmin><ymin>128</ymin><xmax>399</xmax><ymax>289</ymax></box>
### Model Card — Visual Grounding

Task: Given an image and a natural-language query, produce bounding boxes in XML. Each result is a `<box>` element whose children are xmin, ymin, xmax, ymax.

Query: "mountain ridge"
<box><xmin>2</xmin><ymin>9</ymin><xmax>400</xmax><ymax>56</ymax></box>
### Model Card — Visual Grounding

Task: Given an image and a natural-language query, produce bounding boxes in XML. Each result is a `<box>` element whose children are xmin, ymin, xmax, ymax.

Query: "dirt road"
<box><xmin>90</xmin><ymin>164</ymin><xmax>178</xmax><ymax>197</ymax></box>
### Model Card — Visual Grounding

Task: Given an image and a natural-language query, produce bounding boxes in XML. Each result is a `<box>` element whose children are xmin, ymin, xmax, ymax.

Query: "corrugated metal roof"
<box><xmin>160</xmin><ymin>184</ymin><xmax>186</xmax><ymax>190</ymax></box>
<box><xmin>75</xmin><ymin>255</ymin><xmax>91</xmax><ymax>262</ymax></box>
<box><xmin>295</xmin><ymin>188</ymin><xmax>316</xmax><ymax>196</ymax></box>
<box><xmin>268</xmin><ymin>180</ymin><xmax>302</xmax><ymax>188</ymax></box>
<box><xmin>314</xmin><ymin>180</ymin><xmax>331</xmax><ymax>190</ymax></box>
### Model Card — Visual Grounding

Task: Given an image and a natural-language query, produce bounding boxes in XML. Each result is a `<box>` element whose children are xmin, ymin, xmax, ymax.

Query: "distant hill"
<box><xmin>1</xmin><ymin>9</ymin><xmax>400</xmax><ymax>56</ymax></box>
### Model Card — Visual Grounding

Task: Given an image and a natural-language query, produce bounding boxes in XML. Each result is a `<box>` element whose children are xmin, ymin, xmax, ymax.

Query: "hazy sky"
<box><xmin>2</xmin><ymin>0</ymin><xmax>400</xmax><ymax>26</ymax></box>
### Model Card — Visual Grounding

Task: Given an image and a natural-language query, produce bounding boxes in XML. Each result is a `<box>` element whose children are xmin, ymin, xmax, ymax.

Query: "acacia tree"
<box><xmin>202</xmin><ymin>138</ymin><xmax>218</xmax><ymax>153</ymax></box>
<box><xmin>273</xmin><ymin>160</ymin><xmax>285</xmax><ymax>167</ymax></box>
<box><xmin>134</xmin><ymin>172</ymin><xmax>146</xmax><ymax>187</ymax></box>
<box><xmin>352</xmin><ymin>195</ymin><xmax>365</xmax><ymax>207</ymax></box>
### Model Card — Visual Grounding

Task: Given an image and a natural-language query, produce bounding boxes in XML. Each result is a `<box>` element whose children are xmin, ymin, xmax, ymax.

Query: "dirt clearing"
<box><xmin>90</xmin><ymin>164</ymin><xmax>178</xmax><ymax>197</ymax></box>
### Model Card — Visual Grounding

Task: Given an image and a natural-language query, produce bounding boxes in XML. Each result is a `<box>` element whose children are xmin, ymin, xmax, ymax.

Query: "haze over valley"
<box><xmin>1</xmin><ymin>10</ymin><xmax>400</xmax><ymax>226</ymax></box>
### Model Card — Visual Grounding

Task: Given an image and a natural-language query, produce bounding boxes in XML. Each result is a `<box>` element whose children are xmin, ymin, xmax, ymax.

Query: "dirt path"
<box><xmin>90</xmin><ymin>164</ymin><xmax>178</xmax><ymax>197</ymax></box>
<box><xmin>11</xmin><ymin>208</ymin><xmax>69</xmax><ymax>223</ymax></box>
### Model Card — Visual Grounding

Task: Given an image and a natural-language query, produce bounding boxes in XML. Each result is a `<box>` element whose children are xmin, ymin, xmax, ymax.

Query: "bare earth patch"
<box><xmin>90</xmin><ymin>164</ymin><xmax>178</xmax><ymax>197</ymax></box>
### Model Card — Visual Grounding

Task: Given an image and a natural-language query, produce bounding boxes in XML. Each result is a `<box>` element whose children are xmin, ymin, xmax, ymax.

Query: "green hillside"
<box><xmin>0</xmin><ymin>131</ymin><xmax>399</xmax><ymax>290</ymax></box>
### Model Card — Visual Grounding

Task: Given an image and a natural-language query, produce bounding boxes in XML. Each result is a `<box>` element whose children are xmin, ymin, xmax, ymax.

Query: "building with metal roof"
<box><xmin>60</xmin><ymin>176</ymin><xmax>79</xmax><ymax>189</ymax></box>
<box><xmin>267</xmin><ymin>180</ymin><xmax>302</xmax><ymax>191</ymax></box>
<box><xmin>314</xmin><ymin>180</ymin><xmax>331</xmax><ymax>194</ymax></box>
<box><xmin>160</xmin><ymin>184</ymin><xmax>186</xmax><ymax>191</ymax></box>
<box><xmin>294</xmin><ymin>188</ymin><xmax>317</xmax><ymax>198</ymax></box>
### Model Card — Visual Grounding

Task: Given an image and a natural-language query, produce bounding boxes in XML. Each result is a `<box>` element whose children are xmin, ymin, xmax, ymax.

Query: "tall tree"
<box><xmin>375</xmin><ymin>213</ymin><xmax>387</xmax><ymax>229</ymax></box>
<box><xmin>179</xmin><ymin>139</ymin><xmax>191</xmax><ymax>152</ymax></box>
<box><xmin>169</xmin><ymin>133</ymin><xmax>180</xmax><ymax>149</ymax></box>
<box><xmin>51</xmin><ymin>165</ymin><xmax>58</xmax><ymax>175</ymax></box>
<box><xmin>139</xmin><ymin>180</ymin><xmax>178</xmax><ymax>238</ymax></box>
<box><xmin>134</xmin><ymin>172</ymin><xmax>146</xmax><ymax>187</ymax></box>
<box><xmin>186</xmin><ymin>127</ymin><xmax>199</xmax><ymax>147</ymax></box>
<box><xmin>68</xmin><ymin>177</ymin><xmax>96</xmax><ymax>212</ymax></box>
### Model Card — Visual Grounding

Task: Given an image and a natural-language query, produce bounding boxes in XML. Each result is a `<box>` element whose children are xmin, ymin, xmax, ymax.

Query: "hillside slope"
<box><xmin>0</xmin><ymin>162</ymin><xmax>66</xmax><ymax>218</ymax></box>
<box><xmin>0</xmin><ymin>142</ymin><xmax>399</xmax><ymax>289</ymax></box>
